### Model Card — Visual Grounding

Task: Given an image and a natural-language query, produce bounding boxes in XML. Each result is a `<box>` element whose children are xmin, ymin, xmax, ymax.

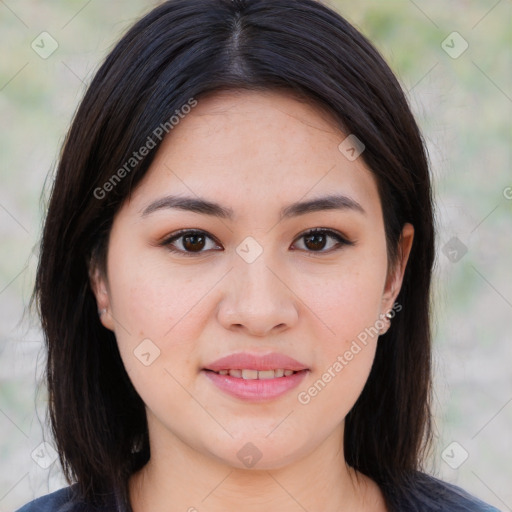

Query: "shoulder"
<box><xmin>14</xmin><ymin>485</ymin><xmax>78</xmax><ymax>512</ymax></box>
<box><xmin>392</xmin><ymin>472</ymin><xmax>502</xmax><ymax>512</ymax></box>
<box><xmin>14</xmin><ymin>484</ymin><xmax>117</xmax><ymax>512</ymax></box>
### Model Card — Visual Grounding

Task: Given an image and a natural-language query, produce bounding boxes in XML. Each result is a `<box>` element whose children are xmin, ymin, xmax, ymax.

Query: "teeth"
<box><xmin>215</xmin><ymin>369</ymin><xmax>298</xmax><ymax>379</ymax></box>
<box><xmin>257</xmin><ymin>370</ymin><xmax>276</xmax><ymax>380</ymax></box>
<box><xmin>241</xmin><ymin>369</ymin><xmax>259</xmax><ymax>380</ymax></box>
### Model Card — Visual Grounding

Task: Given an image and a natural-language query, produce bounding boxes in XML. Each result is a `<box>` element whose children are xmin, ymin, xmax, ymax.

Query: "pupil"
<box><xmin>305</xmin><ymin>233</ymin><xmax>325</xmax><ymax>251</ymax></box>
<box><xmin>183</xmin><ymin>234</ymin><xmax>205</xmax><ymax>252</ymax></box>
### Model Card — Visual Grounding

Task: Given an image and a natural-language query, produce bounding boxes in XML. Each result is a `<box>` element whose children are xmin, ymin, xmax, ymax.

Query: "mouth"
<box><xmin>201</xmin><ymin>352</ymin><xmax>309</xmax><ymax>402</ymax></box>
<box><xmin>203</xmin><ymin>368</ymin><xmax>304</xmax><ymax>379</ymax></box>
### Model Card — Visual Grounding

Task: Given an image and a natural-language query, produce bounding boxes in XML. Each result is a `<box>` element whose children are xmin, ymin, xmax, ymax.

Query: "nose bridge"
<box><xmin>218</xmin><ymin>242</ymin><xmax>298</xmax><ymax>334</ymax></box>
<box><xmin>234</xmin><ymin>246</ymin><xmax>285</xmax><ymax>306</ymax></box>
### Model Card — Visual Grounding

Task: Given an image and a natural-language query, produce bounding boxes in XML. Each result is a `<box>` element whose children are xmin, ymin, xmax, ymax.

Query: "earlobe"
<box><xmin>382</xmin><ymin>223</ymin><xmax>415</xmax><ymax>312</ymax></box>
<box><xmin>88</xmin><ymin>264</ymin><xmax>115</xmax><ymax>332</ymax></box>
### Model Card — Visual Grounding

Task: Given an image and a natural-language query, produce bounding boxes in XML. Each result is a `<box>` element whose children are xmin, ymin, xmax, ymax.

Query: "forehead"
<box><xmin>126</xmin><ymin>90</ymin><xmax>381</xmax><ymax>219</ymax></box>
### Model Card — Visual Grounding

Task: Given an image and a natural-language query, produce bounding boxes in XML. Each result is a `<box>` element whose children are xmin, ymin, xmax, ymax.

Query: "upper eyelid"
<box><xmin>161</xmin><ymin>228</ymin><xmax>220</xmax><ymax>245</ymax></box>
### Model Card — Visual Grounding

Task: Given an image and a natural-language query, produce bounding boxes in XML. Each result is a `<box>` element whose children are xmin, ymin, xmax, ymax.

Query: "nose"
<box><xmin>217</xmin><ymin>254</ymin><xmax>299</xmax><ymax>337</ymax></box>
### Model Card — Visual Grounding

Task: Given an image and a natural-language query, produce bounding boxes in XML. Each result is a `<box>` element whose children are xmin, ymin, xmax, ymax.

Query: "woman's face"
<box><xmin>92</xmin><ymin>90</ymin><xmax>413</xmax><ymax>470</ymax></box>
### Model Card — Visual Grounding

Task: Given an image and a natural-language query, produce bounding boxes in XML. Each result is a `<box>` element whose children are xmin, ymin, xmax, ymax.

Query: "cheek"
<box><xmin>105</xmin><ymin>257</ymin><xmax>203</xmax><ymax>413</ymax></box>
<box><xmin>105</xmin><ymin>245</ymin><xmax>227</xmax><ymax>401</ymax></box>
<box><xmin>295</xmin><ymin>252</ymin><xmax>387</xmax><ymax>407</ymax></box>
<box><xmin>107</xmin><ymin>246</ymin><xmax>211</xmax><ymax>339</ymax></box>
<box><xmin>304</xmin><ymin>250</ymin><xmax>388</xmax><ymax>338</ymax></box>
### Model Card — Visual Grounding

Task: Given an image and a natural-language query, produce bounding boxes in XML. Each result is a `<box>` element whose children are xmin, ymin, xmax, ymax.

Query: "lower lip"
<box><xmin>202</xmin><ymin>370</ymin><xmax>309</xmax><ymax>402</ymax></box>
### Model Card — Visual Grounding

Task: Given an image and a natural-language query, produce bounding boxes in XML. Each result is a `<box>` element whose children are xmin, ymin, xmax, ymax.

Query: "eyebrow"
<box><xmin>140</xmin><ymin>193</ymin><xmax>365</xmax><ymax>220</ymax></box>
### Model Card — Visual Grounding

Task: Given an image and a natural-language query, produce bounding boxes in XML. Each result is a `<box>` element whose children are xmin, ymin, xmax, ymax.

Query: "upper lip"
<box><xmin>203</xmin><ymin>352</ymin><xmax>309</xmax><ymax>372</ymax></box>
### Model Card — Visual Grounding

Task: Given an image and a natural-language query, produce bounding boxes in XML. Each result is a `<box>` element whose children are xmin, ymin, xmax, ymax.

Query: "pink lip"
<box><xmin>202</xmin><ymin>352</ymin><xmax>309</xmax><ymax>402</ymax></box>
<box><xmin>204</xmin><ymin>352</ymin><xmax>309</xmax><ymax>372</ymax></box>
<box><xmin>203</xmin><ymin>369</ymin><xmax>308</xmax><ymax>402</ymax></box>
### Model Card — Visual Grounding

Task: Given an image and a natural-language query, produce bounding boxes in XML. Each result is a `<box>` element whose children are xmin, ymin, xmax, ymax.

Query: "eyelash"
<box><xmin>159</xmin><ymin>228</ymin><xmax>355</xmax><ymax>257</ymax></box>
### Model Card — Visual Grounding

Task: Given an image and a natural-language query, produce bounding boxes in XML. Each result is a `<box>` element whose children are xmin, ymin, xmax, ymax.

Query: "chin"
<box><xmin>207</xmin><ymin>436</ymin><xmax>308</xmax><ymax>472</ymax></box>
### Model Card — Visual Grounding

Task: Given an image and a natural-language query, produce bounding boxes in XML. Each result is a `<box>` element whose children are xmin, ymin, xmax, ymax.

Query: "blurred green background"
<box><xmin>1</xmin><ymin>0</ymin><xmax>511</xmax><ymax>510</ymax></box>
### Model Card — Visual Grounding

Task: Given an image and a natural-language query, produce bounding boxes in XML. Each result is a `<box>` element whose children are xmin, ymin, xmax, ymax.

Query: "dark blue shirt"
<box><xmin>14</xmin><ymin>484</ymin><xmax>120</xmax><ymax>512</ymax></box>
<box><xmin>15</xmin><ymin>474</ymin><xmax>502</xmax><ymax>511</ymax></box>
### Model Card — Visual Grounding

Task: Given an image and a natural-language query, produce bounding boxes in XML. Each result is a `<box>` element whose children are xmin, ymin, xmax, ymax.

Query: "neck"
<box><xmin>129</xmin><ymin>421</ymin><xmax>386</xmax><ymax>512</ymax></box>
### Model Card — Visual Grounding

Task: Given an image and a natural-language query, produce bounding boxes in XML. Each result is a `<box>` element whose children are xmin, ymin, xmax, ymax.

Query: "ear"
<box><xmin>381</xmin><ymin>223</ymin><xmax>414</xmax><ymax>317</ymax></box>
<box><xmin>88</xmin><ymin>261</ymin><xmax>115</xmax><ymax>332</ymax></box>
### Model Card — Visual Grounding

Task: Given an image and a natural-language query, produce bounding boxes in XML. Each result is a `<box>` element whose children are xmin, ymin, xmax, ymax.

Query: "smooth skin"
<box><xmin>90</xmin><ymin>90</ymin><xmax>414</xmax><ymax>512</ymax></box>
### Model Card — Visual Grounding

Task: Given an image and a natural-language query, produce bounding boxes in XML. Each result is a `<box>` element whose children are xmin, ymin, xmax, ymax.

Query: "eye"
<box><xmin>291</xmin><ymin>228</ymin><xmax>354</xmax><ymax>253</ymax></box>
<box><xmin>160</xmin><ymin>229</ymin><xmax>221</xmax><ymax>256</ymax></box>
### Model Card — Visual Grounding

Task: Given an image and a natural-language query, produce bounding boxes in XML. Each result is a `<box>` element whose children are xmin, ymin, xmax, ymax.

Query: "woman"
<box><xmin>17</xmin><ymin>0</ymin><xmax>500</xmax><ymax>510</ymax></box>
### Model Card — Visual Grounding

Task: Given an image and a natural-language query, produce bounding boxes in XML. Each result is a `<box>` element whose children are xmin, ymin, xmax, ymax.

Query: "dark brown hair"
<box><xmin>33</xmin><ymin>0</ymin><xmax>435</xmax><ymax>509</ymax></box>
